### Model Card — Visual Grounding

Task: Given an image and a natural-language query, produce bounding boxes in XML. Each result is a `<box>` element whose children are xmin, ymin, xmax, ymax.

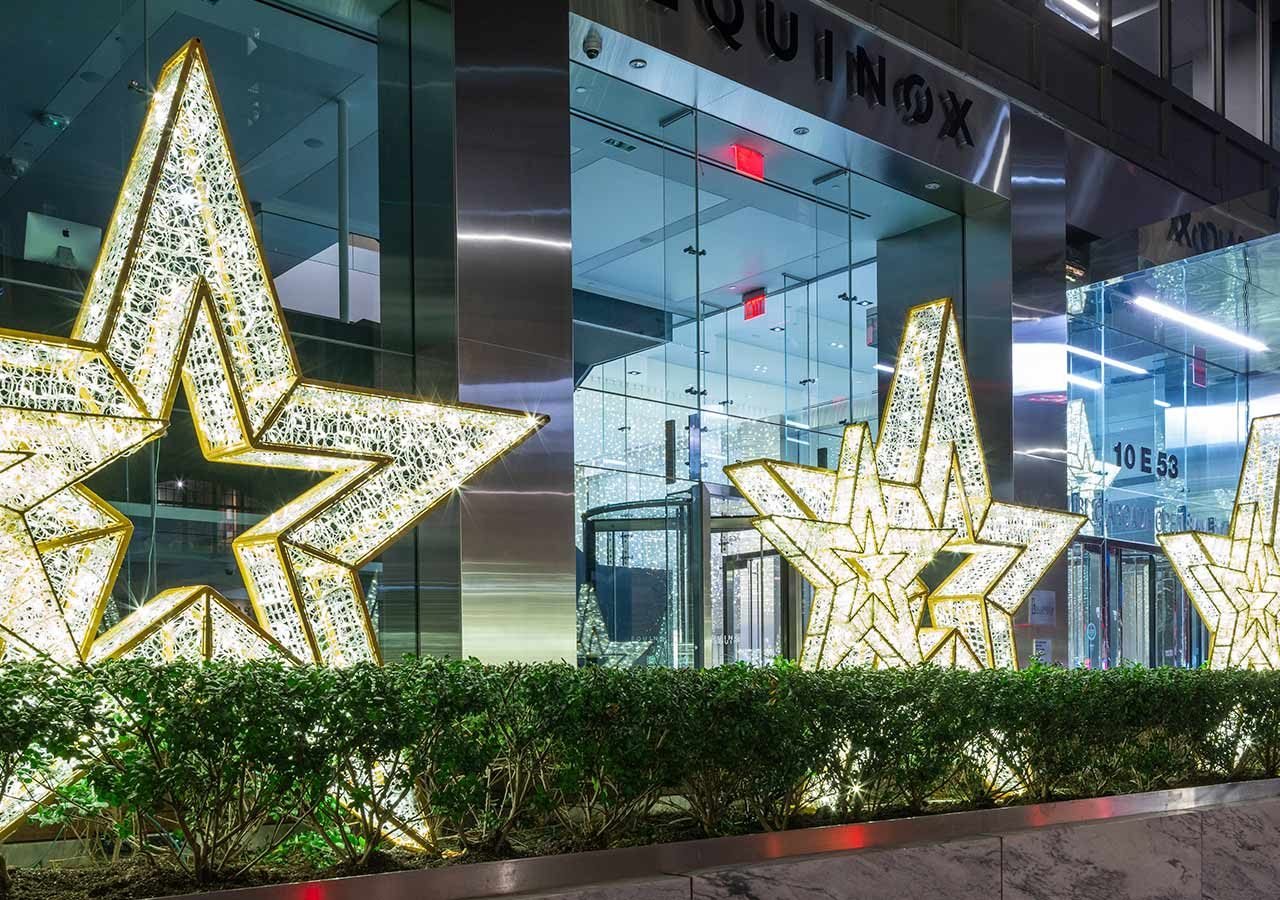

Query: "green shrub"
<box><xmin>0</xmin><ymin>659</ymin><xmax>95</xmax><ymax>898</ymax></box>
<box><xmin>3</xmin><ymin>657</ymin><xmax>1280</xmax><ymax>885</ymax></box>
<box><xmin>82</xmin><ymin>660</ymin><xmax>332</xmax><ymax>884</ymax></box>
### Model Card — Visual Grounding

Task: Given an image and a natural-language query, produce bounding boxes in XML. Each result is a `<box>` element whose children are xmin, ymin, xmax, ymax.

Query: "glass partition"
<box><xmin>1062</xmin><ymin>228</ymin><xmax>1280</xmax><ymax>666</ymax></box>
<box><xmin>569</xmin><ymin>62</ymin><xmax>958</xmax><ymax>667</ymax></box>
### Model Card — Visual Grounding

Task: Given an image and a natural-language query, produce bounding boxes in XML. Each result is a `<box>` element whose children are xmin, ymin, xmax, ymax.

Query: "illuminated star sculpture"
<box><xmin>576</xmin><ymin>583</ymin><xmax>653</xmax><ymax>668</ymax></box>
<box><xmin>1160</xmin><ymin>415</ymin><xmax>1280</xmax><ymax>669</ymax></box>
<box><xmin>0</xmin><ymin>39</ymin><xmax>543</xmax><ymax>672</ymax></box>
<box><xmin>1066</xmin><ymin>398</ymin><xmax>1118</xmax><ymax>531</ymax></box>
<box><xmin>0</xmin><ymin>38</ymin><xmax>543</xmax><ymax>840</ymax></box>
<box><xmin>728</xmin><ymin>299</ymin><xmax>1085</xmax><ymax>670</ymax></box>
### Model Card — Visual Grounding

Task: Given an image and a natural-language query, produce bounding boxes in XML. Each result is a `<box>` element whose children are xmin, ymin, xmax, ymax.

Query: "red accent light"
<box><xmin>731</xmin><ymin>144</ymin><xmax>765</xmax><ymax>180</ymax></box>
<box><xmin>1191</xmin><ymin>345</ymin><xmax>1207</xmax><ymax>388</ymax></box>
<box><xmin>743</xmin><ymin>290</ymin><xmax>767</xmax><ymax>321</ymax></box>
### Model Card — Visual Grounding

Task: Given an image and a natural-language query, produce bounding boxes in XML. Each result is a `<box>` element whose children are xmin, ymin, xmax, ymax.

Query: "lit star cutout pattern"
<box><xmin>728</xmin><ymin>298</ymin><xmax>1085</xmax><ymax>670</ymax></box>
<box><xmin>0</xmin><ymin>39</ymin><xmax>544</xmax><ymax>670</ymax></box>
<box><xmin>1066</xmin><ymin>398</ymin><xmax>1118</xmax><ymax>534</ymax></box>
<box><xmin>1160</xmin><ymin>415</ymin><xmax>1280</xmax><ymax>669</ymax></box>
<box><xmin>0</xmin><ymin>39</ymin><xmax>543</xmax><ymax>841</ymax></box>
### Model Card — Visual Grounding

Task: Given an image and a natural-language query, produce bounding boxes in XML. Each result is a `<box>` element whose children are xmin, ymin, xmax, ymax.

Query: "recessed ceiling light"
<box><xmin>304</xmin><ymin>137</ymin><xmax>324</xmax><ymax>149</ymax></box>
<box><xmin>793</xmin><ymin>126</ymin><xmax>809</xmax><ymax>135</ymax></box>
<box><xmin>627</xmin><ymin>369</ymin><xmax>641</xmax><ymax>376</ymax></box>
<box><xmin>629</xmin><ymin>58</ymin><xmax>647</xmax><ymax>69</ymax></box>
<box><xmin>770</xmin><ymin>325</ymin><xmax>785</xmax><ymax>333</ymax></box>
<box><xmin>829</xmin><ymin>341</ymin><xmax>845</xmax><ymax>349</ymax></box>
<box><xmin>924</xmin><ymin>181</ymin><xmax>942</xmax><ymax>190</ymax></box>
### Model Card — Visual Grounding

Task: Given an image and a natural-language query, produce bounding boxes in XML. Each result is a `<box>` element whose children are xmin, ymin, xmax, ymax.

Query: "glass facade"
<box><xmin>1048</xmin><ymin>0</ymin><xmax>1280</xmax><ymax>148</ymax></box>
<box><xmin>1060</xmin><ymin>233</ymin><xmax>1280</xmax><ymax>667</ymax></box>
<box><xmin>568</xmin><ymin>64</ymin><xmax>960</xmax><ymax>667</ymax></box>
<box><xmin>8</xmin><ymin>0</ymin><xmax>1280</xmax><ymax>676</ymax></box>
<box><xmin>0</xmin><ymin>0</ymin><xmax>448</xmax><ymax>657</ymax></box>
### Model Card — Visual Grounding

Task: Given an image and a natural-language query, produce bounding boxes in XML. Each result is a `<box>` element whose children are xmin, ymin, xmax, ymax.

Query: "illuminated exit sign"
<box><xmin>731</xmin><ymin>144</ymin><xmax>765</xmax><ymax>180</ymax></box>
<box><xmin>743</xmin><ymin>289</ymin><xmax>766</xmax><ymax>320</ymax></box>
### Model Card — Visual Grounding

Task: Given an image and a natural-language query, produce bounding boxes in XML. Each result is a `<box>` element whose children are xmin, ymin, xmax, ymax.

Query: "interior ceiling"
<box><xmin>568</xmin><ymin>58</ymin><xmax>957</xmax><ymax>390</ymax></box>
<box><xmin>569</xmin><ymin>115</ymin><xmax>952</xmax><ymax>316</ymax></box>
<box><xmin>0</xmin><ymin>0</ymin><xmax>378</xmax><ymax>279</ymax></box>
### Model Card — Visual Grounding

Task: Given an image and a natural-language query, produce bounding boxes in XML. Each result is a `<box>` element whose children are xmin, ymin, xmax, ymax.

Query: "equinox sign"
<box><xmin>646</xmin><ymin>0</ymin><xmax>979</xmax><ymax>148</ymax></box>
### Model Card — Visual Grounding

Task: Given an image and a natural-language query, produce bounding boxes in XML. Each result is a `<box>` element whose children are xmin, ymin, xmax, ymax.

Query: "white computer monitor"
<box><xmin>23</xmin><ymin>212</ymin><xmax>102</xmax><ymax>271</ymax></box>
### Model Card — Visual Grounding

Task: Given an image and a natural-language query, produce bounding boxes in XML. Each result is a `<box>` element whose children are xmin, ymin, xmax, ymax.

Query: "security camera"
<box><xmin>583</xmin><ymin>28</ymin><xmax>603</xmax><ymax>60</ymax></box>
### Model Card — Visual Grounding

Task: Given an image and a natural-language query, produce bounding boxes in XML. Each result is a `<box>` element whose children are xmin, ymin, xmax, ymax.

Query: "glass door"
<box><xmin>581</xmin><ymin>494</ymin><xmax>699</xmax><ymax>668</ymax></box>
<box><xmin>712</xmin><ymin>523</ymin><xmax>786</xmax><ymax>665</ymax></box>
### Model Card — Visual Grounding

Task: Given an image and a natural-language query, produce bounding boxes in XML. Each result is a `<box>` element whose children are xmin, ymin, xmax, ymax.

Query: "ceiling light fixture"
<box><xmin>629</xmin><ymin>58</ymin><xmax>647</xmax><ymax>69</ymax></box>
<box><xmin>924</xmin><ymin>181</ymin><xmax>941</xmax><ymax>190</ymax></box>
<box><xmin>1133</xmin><ymin>295</ymin><xmax>1268</xmax><ymax>353</ymax></box>
<box><xmin>874</xmin><ymin>363</ymin><xmax>894</xmax><ymax>373</ymax></box>
<box><xmin>1066</xmin><ymin>373</ymin><xmax>1102</xmax><ymax>390</ymax></box>
<box><xmin>1154</xmin><ymin>399</ymin><xmax>1172</xmax><ymax>408</ymax></box>
<box><xmin>1057</xmin><ymin>0</ymin><xmax>1101</xmax><ymax>23</ymax></box>
<box><xmin>1063</xmin><ymin>344</ymin><xmax>1148</xmax><ymax>374</ymax></box>
<box><xmin>770</xmin><ymin>325</ymin><xmax>785</xmax><ymax>333</ymax></box>
<box><xmin>793</xmin><ymin>126</ymin><xmax>810</xmax><ymax>135</ymax></box>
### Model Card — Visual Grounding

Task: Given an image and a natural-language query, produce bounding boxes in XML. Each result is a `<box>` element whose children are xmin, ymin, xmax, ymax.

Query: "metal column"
<box><xmin>453</xmin><ymin>0</ymin><xmax>576</xmax><ymax>662</ymax></box>
<box><xmin>1009</xmin><ymin>107</ymin><xmax>1070</xmax><ymax>665</ymax></box>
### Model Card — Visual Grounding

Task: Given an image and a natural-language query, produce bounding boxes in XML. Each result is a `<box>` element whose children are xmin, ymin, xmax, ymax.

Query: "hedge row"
<box><xmin>4</xmin><ymin>659</ymin><xmax>1280</xmax><ymax>887</ymax></box>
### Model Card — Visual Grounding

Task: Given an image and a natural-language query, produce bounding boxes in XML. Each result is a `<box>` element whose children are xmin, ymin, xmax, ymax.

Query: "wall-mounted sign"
<box><xmin>572</xmin><ymin>1</ymin><xmax>1010</xmax><ymax>195</ymax></box>
<box><xmin>654</xmin><ymin>0</ymin><xmax>977</xmax><ymax>147</ymax></box>
<box><xmin>1111</xmin><ymin>442</ymin><xmax>1179</xmax><ymax>479</ymax></box>
<box><xmin>1135</xmin><ymin>188</ymin><xmax>1279</xmax><ymax>266</ymax></box>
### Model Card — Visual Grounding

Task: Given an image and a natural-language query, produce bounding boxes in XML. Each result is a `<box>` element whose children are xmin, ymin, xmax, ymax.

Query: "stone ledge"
<box><xmin>164</xmin><ymin>779</ymin><xmax>1280</xmax><ymax>900</ymax></box>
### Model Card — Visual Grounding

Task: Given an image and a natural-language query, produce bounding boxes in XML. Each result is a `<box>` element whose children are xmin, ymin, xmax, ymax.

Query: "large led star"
<box><xmin>0</xmin><ymin>38</ymin><xmax>544</xmax><ymax>669</ymax></box>
<box><xmin>0</xmin><ymin>38</ymin><xmax>543</xmax><ymax>842</ymax></box>
<box><xmin>1161</xmin><ymin>415</ymin><xmax>1280</xmax><ymax>669</ymax></box>
<box><xmin>728</xmin><ymin>299</ymin><xmax>1085</xmax><ymax>670</ymax></box>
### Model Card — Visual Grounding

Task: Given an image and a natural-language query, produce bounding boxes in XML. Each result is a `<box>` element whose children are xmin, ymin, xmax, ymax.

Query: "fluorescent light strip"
<box><xmin>1154</xmin><ymin>399</ymin><xmax>1172</xmax><ymax>408</ymax></box>
<box><xmin>1066</xmin><ymin>373</ymin><xmax>1102</xmax><ymax>390</ymax></box>
<box><xmin>1064</xmin><ymin>345</ymin><xmax>1148</xmax><ymax>374</ymax></box>
<box><xmin>1057</xmin><ymin>0</ymin><xmax>1100</xmax><ymax>23</ymax></box>
<box><xmin>874</xmin><ymin>363</ymin><xmax>894</xmax><ymax>373</ymax></box>
<box><xmin>1133</xmin><ymin>296</ymin><xmax>1268</xmax><ymax>353</ymax></box>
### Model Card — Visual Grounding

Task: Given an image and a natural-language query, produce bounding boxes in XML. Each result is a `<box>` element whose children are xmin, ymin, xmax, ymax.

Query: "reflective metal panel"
<box><xmin>454</xmin><ymin>0</ymin><xmax>577</xmax><ymax>662</ymax></box>
<box><xmin>571</xmin><ymin>0</ymin><xmax>1011</xmax><ymax>200</ymax></box>
<box><xmin>1010</xmin><ymin>107</ymin><xmax>1069</xmax><ymax>665</ymax></box>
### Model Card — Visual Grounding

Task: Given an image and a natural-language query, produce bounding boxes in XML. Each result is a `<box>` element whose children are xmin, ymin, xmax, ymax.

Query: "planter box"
<box><xmin>169</xmin><ymin>778</ymin><xmax>1280</xmax><ymax>900</ymax></box>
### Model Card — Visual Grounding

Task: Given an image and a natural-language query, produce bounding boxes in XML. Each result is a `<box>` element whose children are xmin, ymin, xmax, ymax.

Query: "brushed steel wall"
<box><xmin>1009</xmin><ymin>106</ymin><xmax>1070</xmax><ymax>666</ymax></box>
<box><xmin>453</xmin><ymin>0</ymin><xmax>577</xmax><ymax>662</ymax></box>
<box><xmin>377</xmin><ymin>0</ymin><xmax>576</xmax><ymax>663</ymax></box>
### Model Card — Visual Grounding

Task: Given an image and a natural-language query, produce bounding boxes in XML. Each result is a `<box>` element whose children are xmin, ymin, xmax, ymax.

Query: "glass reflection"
<box><xmin>569</xmin><ymin>62</ymin><xmax>958</xmax><ymax>668</ymax></box>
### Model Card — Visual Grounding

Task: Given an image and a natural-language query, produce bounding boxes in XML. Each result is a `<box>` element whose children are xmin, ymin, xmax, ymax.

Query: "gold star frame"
<box><xmin>1160</xmin><ymin>415</ymin><xmax>1280</xmax><ymax>669</ymax></box>
<box><xmin>0</xmin><ymin>39</ymin><xmax>545</xmax><ymax>839</ymax></box>
<box><xmin>727</xmin><ymin>298</ymin><xmax>1085</xmax><ymax>670</ymax></box>
<box><xmin>0</xmin><ymin>39</ymin><xmax>544</xmax><ymax>671</ymax></box>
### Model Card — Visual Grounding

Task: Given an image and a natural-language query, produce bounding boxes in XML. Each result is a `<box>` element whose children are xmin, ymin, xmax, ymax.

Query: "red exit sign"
<box><xmin>743</xmin><ymin>290</ymin><xmax>767</xmax><ymax>321</ymax></box>
<box><xmin>731</xmin><ymin>144</ymin><xmax>765</xmax><ymax>180</ymax></box>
